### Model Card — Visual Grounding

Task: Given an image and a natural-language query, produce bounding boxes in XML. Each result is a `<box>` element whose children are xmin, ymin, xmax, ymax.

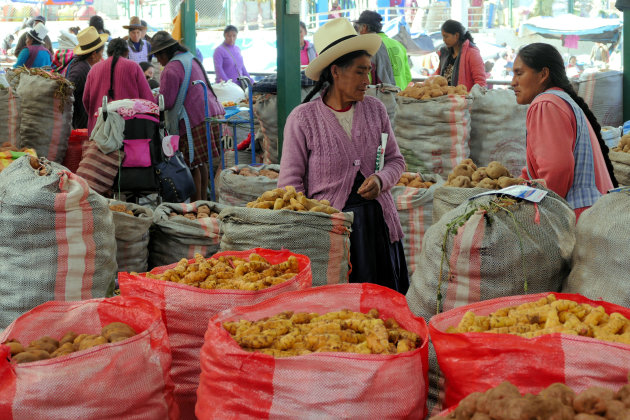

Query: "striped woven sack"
<box><xmin>108</xmin><ymin>199</ymin><xmax>153</xmax><ymax>273</ymax></box>
<box><xmin>218</xmin><ymin>164</ymin><xmax>280</xmax><ymax>207</ymax></box>
<box><xmin>0</xmin><ymin>85</ymin><xmax>20</xmax><ymax>146</ymax></box>
<box><xmin>76</xmin><ymin>140</ymin><xmax>124</xmax><ymax>196</ymax></box>
<box><xmin>0</xmin><ymin>156</ymin><xmax>117</xmax><ymax>329</ymax></box>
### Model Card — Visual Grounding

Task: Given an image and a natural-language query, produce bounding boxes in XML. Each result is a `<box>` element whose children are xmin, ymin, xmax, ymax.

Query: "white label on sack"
<box><xmin>471</xmin><ymin>185</ymin><xmax>548</xmax><ymax>203</ymax></box>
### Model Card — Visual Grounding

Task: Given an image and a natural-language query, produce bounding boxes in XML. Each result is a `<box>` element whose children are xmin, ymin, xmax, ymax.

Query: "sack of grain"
<box><xmin>468</xmin><ymin>85</ymin><xmax>527</xmax><ymax>177</ymax></box>
<box><xmin>149</xmin><ymin>201</ymin><xmax>225</xmax><ymax>269</ymax></box>
<box><xmin>220</xmin><ymin>207</ymin><xmax>353</xmax><ymax>286</ymax></box>
<box><xmin>108</xmin><ymin>199</ymin><xmax>153</xmax><ymax>273</ymax></box>
<box><xmin>0</xmin><ymin>84</ymin><xmax>20</xmax><ymax>145</ymax></box>
<box><xmin>0</xmin><ymin>156</ymin><xmax>117</xmax><ymax>329</ymax></box>
<box><xmin>218</xmin><ymin>164</ymin><xmax>280</xmax><ymax>207</ymax></box>
<box><xmin>578</xmin><ymin>70</ymin><xmax>622</xmax><ymax>128</ymax></box>
<box><xmin>394</xmin><ymin>94</ymin><xmax>471</xmax><ymax>175</ymax></box>
<box><xmin>366</xmin><ymin>83</ymin><xmax>399</xmax><ymax>130</ymax></box>
<box><xmin>609</xmin><ymin>150</ymin><xmax>630</xmax><ymax>186</ymax></box>
<box><xmin>432</xmin><ymin>185</ymin><xmax>491</xmax><ymax>224</ymax></box>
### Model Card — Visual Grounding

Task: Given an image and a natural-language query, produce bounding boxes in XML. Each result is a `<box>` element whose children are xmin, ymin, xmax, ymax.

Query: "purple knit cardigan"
<box><xmin>279</xmin><ymin>95</ymin><xmax>405</xmax><ymax>243</ymax></box>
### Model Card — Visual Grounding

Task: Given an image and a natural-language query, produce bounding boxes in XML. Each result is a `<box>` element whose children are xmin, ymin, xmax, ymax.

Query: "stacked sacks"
<box><xmin>468</xmin><ymin>85</ymin><xmax>528</xmax><ymax>177</ymax></box>
<box><xmin>564</xmin><ymin>189</ymin><xmax>630</xmax><ymax>307</ymax></box>
<box><xmin>108</xmin><ymin>200</ymin><xmax>153</xmax><ymax>273</ymax></box>
<box><xmin>366</xmin><ymin>83</ymin><xmax>400</xmax><ymax>130</ymax></box>
<box><xmin>0</xmin><ymin>83</ymin><xmax>20</xmax><ymax>146</ymax></box>
<box><xmin>394</xmin><ymin>75</ymin><xmax>471</xmax><ymax>175</ymax></box>
<box><xmin>0</xmin><ymin>156</ymin><xmax>117</xmax><ymax>329</ymax></box>
<box><xmin>149</xmin><ymin>201</ymin><xmax>225</xmax><ymax>269</ymax></box>
<box><xmin>218</xmin><ymin>164</ymin><xmax>280</xmax><ymax>207</ymax></box>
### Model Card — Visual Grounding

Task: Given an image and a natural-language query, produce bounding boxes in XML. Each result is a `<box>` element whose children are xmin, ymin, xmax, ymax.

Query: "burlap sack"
<box><xmin>108</xmin><ymin>199</ymin><xmax>153</xmax><ymax>273</ymax></box>
<box><xmin>366</xmin><ymin>83</ymin><xmax>399</xmax><ymax>130</ymax></box>
<box><xmin>0</xmin><ymin>156</ymin><xmax>117</xmax><ymax>328</ymax></box>
<box><xmin>218</xmin><ymin>163</ymin><xmax>280</xmax><ymax>206</ymax></box>
<box><xmin>149</xmin><ymin>201</ymin><xmax>225</xmax><ymax>269</ymax></box>
<box><xmin>609</xmin><ymin>150</ymin><xmax>630</xmax><ymax>186</ymax></box>
<box><xmin>564</xmin><ymin>189</ymin><xmax>630</xmax><ymax>307</ymax></box>
<box><xmin>578</xmin><ymin>70</ymin><xmax>622</xmax><ymax>128</ymax></box>
<box><xmin>0</xmin><ymin>85</ymin><xmax>20</xmax><ymax>145</ymax></box>
<box><xmin>391</xmin><ymin>173</ymin><xmax>444</xmax><ymax>278</ymax></box>
<box><xmin>11</xmin><ymin>69</ymin><xmax>73</xmax><ymax>163</ymax></box>
<box><xmin>220</xmin><ymin>207</ymin><xmax>353</xmax><ymax>286</ymax></box>
<box><xmin>432</xmin><ymin>186</ymin><xmax>491</xmax><ymax>224</ymax></box>
<box><xmin>394</xmin><ymin>94</ymin><xmax>471</xmax><ymax>175</ymax></box>
<box><xmin>468</xmin><ymin>85</ymin><xmax>528</xmax><ymax>176</ymax></box>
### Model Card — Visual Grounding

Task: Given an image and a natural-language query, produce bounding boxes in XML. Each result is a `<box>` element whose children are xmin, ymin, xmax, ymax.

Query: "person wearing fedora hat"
<box><xmin>279</xmin><ymin>18</ymin><xmax>409</xmax><ymax>293</ymax></box>
<box><xmin>65</xmin><ymin>27</ymin><xmax>108</xmax><ymax>129</ymax></box>
<box><xmin>152</xmin><ymin>31</ymin><xmax>224</xmax><ymax>202</ymax></box>
<box><xmin>14</xmin><ymin>15</ymin><xmax>52</xmax><ymax>59</ymax></box>
<box><xmin>124</xmin><ymin>16</ymin><xmax>152</xmax><ymax>64</ymax></box>
<box><xmin>14</xmin><ymin>22</ymin><xmax>52</xmax><ymax>69</ymax></box>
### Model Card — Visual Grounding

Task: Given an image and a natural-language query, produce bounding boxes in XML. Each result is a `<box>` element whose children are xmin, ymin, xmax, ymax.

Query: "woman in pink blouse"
<box><xmin>512</xmin><ymin>43</ymin><xmax>617</xmax><ymax>219</ymax></box>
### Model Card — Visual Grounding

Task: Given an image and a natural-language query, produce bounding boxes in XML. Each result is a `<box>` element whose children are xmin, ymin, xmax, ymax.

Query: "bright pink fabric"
<box><xmin>434</xmin><ymin>40</ymin><xmax>487</xmax><ymax>90</ymax></box>
<box><xmin>83</xmin><ymin>56</ymin><xmax>155</xmax><ymax>135</ymax></box>
<box><xmin>521</xmin><ymin>88</ymin><xmax>613</xmax><ymax>217</ymax></box>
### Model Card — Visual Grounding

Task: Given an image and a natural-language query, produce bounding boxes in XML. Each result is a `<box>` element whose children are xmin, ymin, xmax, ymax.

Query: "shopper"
<box><xmin>279</xmin><ymin>18</ymin><xmax>408</xmax><ymax>293</ymax></box>
<box><xmin>14</xmin><ymin>15</ymin><xmax>52</xmax><ymax>58</ymax></box>
<box><xmin>83</xmin><ymin>38</ymin><xmax>154</xmax><ymax>134</ymax></box>
<box><xmin>14</xmin><ymin>23</ymin><xmax>52</xmax><ymax>69</ymax></box>
<box><xmin>124</xmin><ymin>16</ymin><xmax>151</xmax><ymax>64</ymax></box>
<box><xmin>512</xmin><ymin>43</ymin><xmax>617</xmax><ymax>219</ymax></box>
<box><xmin>212</xmin><ymin>25</ymin><xmax>252</xmax><ymax>85</ymax></box>
<box><xmin>67</xmin><ymin>27</ymin><xmax>107</xmax><ymax>129</ymax></box>
<box><xmin>299</xmin><ymin>21</ymin><xmax>316</xmax><ymax>65</ymax></box>
<box><xmin>140</xmin><ymin>61</ymin><xmax>160</xmax><ymax>89</ymax></box>
<box><xmin>354</xmin><ymin>10</ymin><xmax>412</xmax><ymax>89</ymax></box>
<box><xmin>435</xmin><ymin>19</ymin><xmax>486</xmax><ymax>90</ymax></box>
<box><xmin>89</xmin><ymin>15</ymin><xmax>111</xmax><ymax>38</ymax></box>
<box><xmin>152</xmin><ymin>31</ymin><xmax>224</xmax><ymax>202</ymax></box>
<box><xmin>352</xmin><ymin>13</ymin><xmax>394</xmax><ymax>86</ymax></box>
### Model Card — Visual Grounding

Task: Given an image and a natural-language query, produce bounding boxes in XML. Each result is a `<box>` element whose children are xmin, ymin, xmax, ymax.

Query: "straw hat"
<box><xmin>27</xmin><ymin>22</ymin><xmax>48</xmax><ymax>44</ymax></box>
<box><xmin>305</xmin><ymin>18</ymin><xmax>381</xmax><ymax>81</ymax></box>
<box><xmin>149</xmin><ymin>31</ymin><xmax>180</xmax><ymax>55</ymax></box>
<box><xmin>74</xmin><ymin>27</ymin><xmax>108</xmax><ymax>55</ymax></box>
<box><xmin>123</xmin><ymin>16</ymin><xmax>146</xmax><ymax>30</ymax></box>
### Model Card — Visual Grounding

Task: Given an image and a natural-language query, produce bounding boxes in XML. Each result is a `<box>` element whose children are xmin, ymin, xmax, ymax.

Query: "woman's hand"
<box><xmin>357</xmin><ymin>175</ymin><xmax>382</xmax><ymax>200</ymax></box>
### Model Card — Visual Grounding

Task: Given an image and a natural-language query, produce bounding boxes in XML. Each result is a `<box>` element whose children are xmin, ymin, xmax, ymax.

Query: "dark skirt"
<box><xmin>343</xmin><ymin>173</ymin><xmax>409</xmax><ymax>294</ymax></box>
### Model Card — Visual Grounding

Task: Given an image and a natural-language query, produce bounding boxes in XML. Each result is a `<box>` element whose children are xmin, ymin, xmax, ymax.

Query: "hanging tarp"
<box><xmin>521</xmin><ymin>14</ymin><xmax>621</xmax><ymax>43</ymax></box>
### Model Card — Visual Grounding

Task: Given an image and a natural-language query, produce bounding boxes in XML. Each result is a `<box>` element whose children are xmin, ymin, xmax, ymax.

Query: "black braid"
<box><xmin>518</xmin><ymin>43</ymin><xmax>618</xmax><ymax>187</ymax></box>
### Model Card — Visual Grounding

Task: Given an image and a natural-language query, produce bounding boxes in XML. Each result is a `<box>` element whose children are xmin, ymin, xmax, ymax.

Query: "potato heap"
<box><xmin>612</xmin><ymin>134</ymin><xmax>630</xmax><ymax>153</ymax></box>
<box><xmin>222</xmin><ymin>101</ymin><xmax>237</xmax><ymax>107</ymax></box>
<box><xmin>223</xmin><ymin>308</ymin><xmax>421</xmax><ymax>357</ymax></box>
<box><xmin>445</xmin><ymin>159</ymin><xmax>525</xmax><ymax>189</ymax></box>
<box><xmin>143</xmin><ymin>252</ymin><xmax>300</xmax><ymax>291</ymax></box>
<box><xmin>431</xmin><ymin>380</ymin><xmax>630</xmax><ymax>420</ymax></box>
<box><xmin>246</xmin><ymin>186</ymin><xmax>340</xmax><ymax>214</ymax></box>
<box><xmin>396</xmin><ymin>172</ymin><xmax>435</xmax><ymax>189</ymax></box>
<box><xmin>3</xmin><ymin>322</ymin><xmax>136</xmax><ymax>364</ymax></box>
<box><xmin>168</xmin><ymin>205</ymin><xmax>218</xmax><ymax>221</ymax></box>
<box><xmin>109</xmin><ymin>204</ymin><xmax>134</xmax><ymax>216</ymax></box>
<box><xmin>236</xmin><ymin>167</ymin><xmax>279</xmax><ymax>179</ymax></box>
<box><xmin>447</xmin><ymin>294</ymin><xmax>630</xmax><ymax>345</ymax></box>
<box><xmin>398</xmin><ymin>75</ymin><xmax>468</xmax><ymax>100</ymax></box>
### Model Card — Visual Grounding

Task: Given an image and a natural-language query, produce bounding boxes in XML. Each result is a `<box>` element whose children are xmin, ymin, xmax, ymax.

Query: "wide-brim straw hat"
<box><xmin>74</xmin><ymin>26</ymin><xmax>108</xmax><ymax>55</ymax></box>
<box><xmin>305</xmin><ymin>17</ymin><xmax>381</xmax><ymax>81</ymax></box>
<box><xmin>150</xmin><ymin>31</ymin><xmax>180</xmax><ymax>55</ymax></box>
<box><xmin>123</xmin><ymin>16</ymin><xmax>146</xmax><ymax>30</ymax></box>
<box><xmin>27</xmin><ymin>22</ymin><xmax>48</xmax><ymax>44</ymax></box>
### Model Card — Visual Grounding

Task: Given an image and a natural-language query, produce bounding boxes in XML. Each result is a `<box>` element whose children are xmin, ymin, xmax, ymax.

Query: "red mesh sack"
<box><xmin>0</xmin><ymin>296</ymin><xmax>179</xmax><ymax>420</ymax></box>
<box><xmin>430</xmin><ymin>292</ymin><xmax>630</xmax><ymax>411</ymax></box>
<box><xmin>196</xmin><ymin>283</ymin><xmax>429</xmax><ymax>419</ymax></box>
<box><xmin>118</xmin><ymin>248</ymin><xmax>312</xmax><ymax>420</ymax></box>
<box><xmin>62</xmin><ymin>129</ymin><xmax>88</xmax><ymax>173</ymax></box>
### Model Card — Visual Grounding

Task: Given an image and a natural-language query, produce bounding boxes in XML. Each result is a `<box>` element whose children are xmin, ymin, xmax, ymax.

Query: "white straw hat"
<box><xmin>74</xmin><ymin>27</ymin><xmax>108</xmax><ymax>55</ymax></box>
<box><xmin>28</xmin><ymin>22</ymin><xmax>48</xmax><ymax>44</ymax></box>
<box><xmin>305</xmin><ymin>18</ymin><xmax>381</xmax><ymax>81</ymax></box>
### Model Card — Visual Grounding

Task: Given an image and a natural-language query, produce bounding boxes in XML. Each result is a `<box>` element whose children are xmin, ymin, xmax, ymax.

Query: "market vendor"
<box><xmin>435</xmin><ymin>19</ymin><xmax>486</xmax><ymax>90</ymax></box>
<box><xmin>124</xmin><ymin>17</ymin><xmax>152</xmax><ymax>64</ymax></box>
<box><xmin>512</xmin><ymin>43</ymin><xmax>617</xmax><ymax>218</ymax></box>
<box><xmin>278</xmin><ymin>18</ymin><xmax>408</xmax><ymax>293</ymax></box>
<box><xmin>14</xmin><ymin>23</ymin><xmax>52</xmax><ymax>69</ymax></box>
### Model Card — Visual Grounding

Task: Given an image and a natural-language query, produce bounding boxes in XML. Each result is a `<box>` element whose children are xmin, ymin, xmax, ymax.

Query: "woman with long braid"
<box><xmin>512</xmin><ymin>43</ymin><xmax>617</xmax><ymax>219</ymax></box>
<box><xmin>279</xmin><ymin>18</ymin><xmax>408</xmax><ymax>293</ymax></box>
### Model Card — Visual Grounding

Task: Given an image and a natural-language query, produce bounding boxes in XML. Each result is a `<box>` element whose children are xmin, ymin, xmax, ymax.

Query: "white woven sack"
<box><xmin>432</xmin><ymin>185</ymin><xmax>491</xmax><ymax>224</ymax></box>
<box><xmin>14</xmin><ymin>72</ymin><xmax>73</xmax><ymax>163</ymax></box>
<box><xmin>609</xmin><ymin>150</ymin><xmax>630</xmax><ymax>186</ymax></box>
<box><xmin>366</xmin><ymin>83</ymin><xmax>400</xmax><ymax>130</ymax></box>
<box><xmin>564</xmin><ymin>190</ymin><xmax>630</xmax><ymax>307</ymax></box>
<box><xmin>468</xmin><ymin>85</ymin><xmax>528</xmax><ymax>176</ymax></box>
<box><xmin>218</xmin><ymin>163</ymin><xmax>280</xmax><ymax>207</ymax></box>
<box><xmin>108</xmin><ymin>199</ymin><xmax>153</xmax><ymax>273</ymax></box>
<box><xmin>391</xmin><ymin>173</ymin><xmax>444</xmax><ymax>278</ymax></box>
<box><xmin>0</xmin><ymin>156</ymin><xmax>117</xmax><ymax>328</ymax></box>
<box><xmin>393</xmin><ymin>94</ymin><xmax>471</xmax><ymax>175</ymax></box>
<box><xmin>149</xmin><ymin>201</ymin><xmax>225</xmax><ymax>269</ymax></box>
<box><xmin>211</xmin><ymin>81</ymin><xmax>246</xmax><ymax>103</ymax></box>
<box><xmin>219</xmin><ymin>207</ymin><xmax>353</xmax><ymax>286</ymax></box>
<box><xmin>0</xmin><ymin>85</ymin><xmax>20</xmax><ymax>145</ymax></box>
<box><xmin>578</xmin><ymin>70</ymin><xmax>622</xmax><ymax>127</ymax></box>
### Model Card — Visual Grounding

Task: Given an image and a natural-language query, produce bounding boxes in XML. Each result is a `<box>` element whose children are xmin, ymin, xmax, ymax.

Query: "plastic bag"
<box><xmin>196</xmin><ymin>283</ymin><xmax>429</xmax><ymax>419</ymax></box>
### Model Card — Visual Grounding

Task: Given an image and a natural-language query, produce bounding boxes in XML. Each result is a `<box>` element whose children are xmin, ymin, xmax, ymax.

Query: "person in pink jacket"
<box><xmin>512</xmin><ymin>43</ymin><xmax>617</xmax><ymax>219</ymax></box>
<box><xmin>435</xmin><ymin>20</ymin><xmax>486</xmax><ymax>90</ymax></box>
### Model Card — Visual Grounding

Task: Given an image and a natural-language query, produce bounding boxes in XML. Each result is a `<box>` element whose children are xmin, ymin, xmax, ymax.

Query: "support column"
<box><xmin>181</xmin><ymin>0</ymin><xmax>196</xmax><ymax>53</ymax></box>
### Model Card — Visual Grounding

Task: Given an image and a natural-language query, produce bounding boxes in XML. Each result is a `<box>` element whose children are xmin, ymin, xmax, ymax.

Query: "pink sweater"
<box><xmin>279</xmin><ymin>96</ymin><xmax>405</xmax><ymax>243</ymax></box>
<box><xmin>435</xmin><ymin>40</ymin><xmax>487</xmax><ymax>90</ymax></box>
<box><xmin>83</xmin><ymin>56</ymin><xmax>155</xmax><ymax>134</ymax></box>
<box><xmin>521</xmin><ymin>88</ymin><xmax>613</xmax><ymax>218</ymax></box>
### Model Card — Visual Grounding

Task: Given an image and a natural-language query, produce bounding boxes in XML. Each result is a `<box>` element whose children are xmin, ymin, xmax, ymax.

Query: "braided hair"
<box><xmin>517</xmin><ymin>42</ymin><xmax>618</xmax><ymax>187</ymax></box>
<box><xmin>106</xmin><ymin>38</ymin><xmax>129</xmax><ymax>100</ymax></box>
<box><xmin>303</xmin><ymin>50</ymin><xmax>371</xmax><ymax>103</ymax></box>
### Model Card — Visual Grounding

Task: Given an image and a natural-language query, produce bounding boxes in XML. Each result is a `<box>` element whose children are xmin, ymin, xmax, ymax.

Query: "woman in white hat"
<box><xmin>66</xmin><ymin>27</ymin><xmax>108</xmax><ymax>129</ymax></box>
<box><xmin>14</xmin><ymin>22</ymin><xmax>52</xmax><ymax>69</ymax></box>
<box><xmin>278</xmin><ymin>18</ymin><xmax>409</xmax><ymax>293</ymax></box>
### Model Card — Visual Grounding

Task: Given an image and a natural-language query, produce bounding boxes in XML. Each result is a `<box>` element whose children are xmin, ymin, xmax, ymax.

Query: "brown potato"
<box><xmin>12</xmin><ymin>349</ymin><xmax>51</xmax><ymax>364</ymax></box>
<box><xmin>59</xmin><ymin>331</ymin><xmax>78</xmax><ymax>346</ymax></box>
<box><xmin>28</xmin><ymin>336</ymin><xmax>59</xmax><ymax>354</ymax></box>
<box><xmin>574</xmin><ymin>387</ymin><xmax>616</xmax><ymax>415</ymax></box>
<box><xmin>539</xmin><ymin>383</ymin><xmax>576</xmax><ymax>407</ymax></box>
<box><xmin>3</xmin><ymin>339</ymin><xmax>24</xmax><ymax>355</ymax></box>
<box><xmin>102</xmin><ymin>322</ymin><xmax>136</xmax><ymax>343</ymax></box>
<box><xmin>50</xmin><ymin>342</ymin><xmax>75</xmax><ymax>358</ymax></box>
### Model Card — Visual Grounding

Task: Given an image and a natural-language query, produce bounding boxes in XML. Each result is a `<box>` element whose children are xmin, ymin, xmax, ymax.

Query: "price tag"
<box><xmin>470</xmin><ymin>185</ymin><xmax>548</xmax><ymax>203</ymax></box>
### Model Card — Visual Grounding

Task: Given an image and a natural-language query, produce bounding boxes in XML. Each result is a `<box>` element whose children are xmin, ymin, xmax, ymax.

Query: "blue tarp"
<box><xmin>522</xmin><ymin>14</ymin><xmax>621</xmax><ymax>43</ymax></box>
